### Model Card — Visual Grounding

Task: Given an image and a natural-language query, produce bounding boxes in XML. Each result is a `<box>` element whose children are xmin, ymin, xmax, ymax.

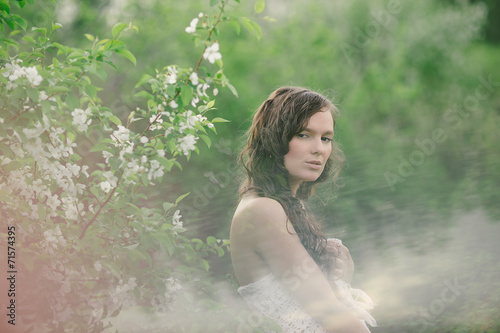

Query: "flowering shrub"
<box><xmin>0</xmin><ymin>0</ymin><xmax>269</xmax><ymax>331</ymax></box>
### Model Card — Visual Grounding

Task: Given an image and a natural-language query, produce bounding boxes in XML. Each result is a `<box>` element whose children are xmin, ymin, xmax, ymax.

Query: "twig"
<box><xmin>79</xmin><ymin>176</ymin><xmax>121</xmax><ymax>239</ymax></box>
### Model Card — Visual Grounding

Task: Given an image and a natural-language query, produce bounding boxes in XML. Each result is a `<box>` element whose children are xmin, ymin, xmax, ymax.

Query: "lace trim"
<box><xmin>238</xmin><ymin>274</ymin><xmax>327</xmax><ymax>332</ymax></box>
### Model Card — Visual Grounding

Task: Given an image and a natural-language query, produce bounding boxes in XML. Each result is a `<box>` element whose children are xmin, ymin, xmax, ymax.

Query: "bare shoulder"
<box><xmin>231</xmin><ymin>196</ymin><xmax>298</xmax><ymax>249</ymax></box>
<box><xmin>232</xmin><ymin>196</ymin><xmax>288</xmax><ymax>231</ymax></box>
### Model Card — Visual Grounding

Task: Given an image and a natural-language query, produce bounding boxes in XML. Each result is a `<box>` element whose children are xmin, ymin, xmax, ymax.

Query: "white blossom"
<box><xmin>177</xmin><ymin>134</ymin><xmax>197</xmax><ymax>156</ymax></box>
<box><xmin>169</xmin><ymin>100</ymin><xmax>178</xmax><ymax>109</ymax></box>
<box><xmin>197</xmin><ymin>83</ymin><xmax>210</xmax><ymax>97</ymax></box>
<box><xmin>189</xmin><ymin>72</ymin><xmax>199</xmax><ymax>85</ymax></box>
<box><xmin>100</xmin><ymin>181</ymin><xmax>111</xmax><ymax>193</ymax></box>
<box><xmin>103</xmin><ymin>171</ymin><xmax>118</xmax><ymax>187</ymax></box>
<box><xmin>213</xmin><ymin>87</ymin><xmax>219</xmax><ymax>96</ymax></box>
<box><xmin>172</xmin><ymin>210</ymin><xmax>182</xmax><ymax>225</ymax></box>
<box><xmin>47</xmin><ymin>194</ymin><xmax>61</xmax><ymax>211</ymax></box>
<box><xmin>23</xmin><ymin>120</ymin><xmax>49</xmax><ymax>139</ymax></box>
<box><xmin>191</xmin><ymin>95</ymin><xmax>199</xmax><ymax>108</ymax></box>
<box><xmin>24</xmin><ymin>66</ymin><xmax>43</xmax><ymax>86</ymax></box>
<box><xmin>140</xmin><ymin>136</ymin><xmax>148</xmax><ymax>144</ymax></box>
<box><xmin>72</xmin><ymin>108</ymin><xmax>92</xmax><ymax>132</ymax></box>
<box><xmin>165</xmin><ymin>66</ymin><xmax>177</xmax><ymax>85</ymax></box>
<box><xmin>112</xmin><ymin>125</ymin><xmax>130</xmax><ymax>143</ymax></box>
<box><xmin>203</xmin><ymin>42</ymin><xmax>222</xmax><ymax>64</ymax></box>
<box><xmin>185</xmin><ymin>18</ymin><xmax>198</xmax><ymax>33</ymax></box>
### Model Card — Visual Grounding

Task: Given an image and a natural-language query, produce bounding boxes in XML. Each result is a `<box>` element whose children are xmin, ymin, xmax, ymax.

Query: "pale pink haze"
<box><xmin>284</xmin><ymin>109</ymin><xmax>334</xmax><ymax>194</ymax></box>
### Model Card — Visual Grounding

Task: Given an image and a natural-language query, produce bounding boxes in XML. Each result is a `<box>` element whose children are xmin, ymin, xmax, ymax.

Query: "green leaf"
<box><xmin>263</xmin><ymin>16</ymin><xmax>277</xmax><ymax>22</ymax></box>
<box><xmin>27</xmin><ymin>88</ymin><xmax>38</xmax><ymax>102</ymax></box>
<box><xmin>16</xmin><ymin>0</ymin><xmax>26</xmax><ymax>9</ymax></box>
<box><xmin>84</xmin><ymin>34</ymin><xmax>95</xmax><ymax>41</ymax></box>
<box><xmin>175</xmin><ymin>192</ymin><xmax>190</xmax><ymax>206</ymax></box>
<box><xmin>109</xmin><ymin>157</ymin><xmax>121</xmax><ymax>170</ymax></box>
<box><xmin>200</xmin><ymin>134</ymin><xmax>211</xmax><ymax>148</ymax></box>
<box><xmin>31</xmin><ymin>26</ymin><xmax>47</xmax><ymax>35</ymax></box>
<box><xmin>209</xmin><ymin>0</ymin><xmax>218</xmax><ymax>6</ymax></box>
<box><xmin>163</xmin><ymin>202</ymin><xmax>173</xmax><ymax>212</ymax></box>
<box><xmin>52</xmin><ymin>23</ymin><xmax>62</xmax><ymax>31</ymax></box>
<box><xmin>0</xmin><ymin>0</ymin><xmax>10</xmax><ymax>14</ymax></box>
<box><xmin>134</xmin><ymin>90</ymin><xmax>154</xmax><ymax>100</ymax></box>
<box><xmin>228</xmin><ymin>20</ymin><xmax>241</xmax><ymax>35</ymax></box>
<box><xmin>211</xmin><ymin>117</ymin><xmax>230</xmax><ymax>123</ymax></box>
<box><xmin>11</xmin><ymin>15</ymin><xmax>27</xmax><ymax>31</ymax></box>
<box><xmin>172</xmin><ymin>160</ymin><xmax>182</xmax><ymax>171</ymax></box>
<box><xmin>207</xmin><ymin>236</ymin><xmax>217</xmax><ymax>245</ymax></box>
<box><xmin>241</xmin><ymin>17</ymin><xmax>254</xmax><ymax>34</ymax></box>
<box><xmin>112</xmin><ymin>22</ymin><xmax>128</xmax><ymax>39</ymax></box>
<box><xmin>52</xmin><ymin>42</ymin><xmax>69</xmax><ymax>54</ymax></box>
<box><xmin>202</xmin><ymin>259</ymin><xmax>209</xmax><ymax>271</ymax></box>
<box><xmin>114</xmin><ymin>48</ymin><xmax>136</xmax><ymax>65</ymax></box>
<box><xmin>5</xmin><ymin>18</ymin><xmax>15</xmax><ymax>31</ymax></box>
<box><xmin>206</xmin><ymin>100</ymin><xmax>215</xmax><ymax>109</ymax></box>
<box><xmin>180</xmin><ymin>85</ymin><xmax>193</xmax><ymax>106</ymax></box>
<box><xmin>251</xmin><ymin>20</ymin><xmax>262</xmax><ymax>40</ymax></box>
<box><xmin>227</xmin><ymin>82</ymin><xmax>238</xmax><ymax>97</ymax></box>
<box><xmin>90</xmin><ymin>143</ymin><xmax>109</xmax><ymax>152</ymax></box>
<box><xmin>254</xmin><ymin>0</ymin><xmax>265</xmax><ymax>13</ymax></box>
<box><xmin>108</xmin><ymin>115</ymin><xmax>122</xmax><ymax>126</ymax></box>
<box><xmin>154</xmin><ymin>156</ymin><xmax>173</xmax><ymax>171</ymax></box>
<box><xmin>135</xmin><ymin>74</ymin><xmax>153</xmax><ymax>88</ymax></box>
<box><xmin>22</xmin><ymin>36</ymin><xmax>35</xmax><ymax>44</ymax></box>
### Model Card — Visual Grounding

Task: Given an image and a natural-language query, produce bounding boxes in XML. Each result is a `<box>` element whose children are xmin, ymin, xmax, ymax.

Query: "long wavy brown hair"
<box><xmin>238</xmin><ymin>86</ymin><xmax>345</xmax><ymax>267</ymax></box>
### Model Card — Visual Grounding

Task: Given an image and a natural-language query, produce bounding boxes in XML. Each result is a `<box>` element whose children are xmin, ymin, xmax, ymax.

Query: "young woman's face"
<box><xmin>284</xmin><ymin>110</ymin><xmax>334</xmax><ymax>193</ymax></box>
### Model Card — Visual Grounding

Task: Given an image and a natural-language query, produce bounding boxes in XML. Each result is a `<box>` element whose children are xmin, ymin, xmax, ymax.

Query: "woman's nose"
<box><xmin>311</xmin><ymin>137</ymin><xmax>324</xmax><ymax>155</ymax></box>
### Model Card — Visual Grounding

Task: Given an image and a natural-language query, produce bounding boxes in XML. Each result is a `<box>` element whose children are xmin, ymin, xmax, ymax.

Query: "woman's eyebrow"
<box><xmin>302</xmin><ymin>128</ymin><xmax>334</xmax><ymax>136</ymax></box>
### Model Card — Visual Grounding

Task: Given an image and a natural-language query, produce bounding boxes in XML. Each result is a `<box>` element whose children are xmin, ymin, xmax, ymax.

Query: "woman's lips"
<box><xmin>305</xmin><ymin>161</ymin><xmax>322</xmax><ymax>169</ymax></box>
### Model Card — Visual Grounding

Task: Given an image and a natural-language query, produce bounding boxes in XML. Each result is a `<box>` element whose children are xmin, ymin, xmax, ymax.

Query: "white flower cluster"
<box><xmin>185</xmin><ymin>13</ymin><xmax>203</xmax><ymax>33</ymax></box>
<box><xmin>0</xmin><ymin>115</ymin><xmax>90</xmax><ymax>223</ymax></box>
<box><xmin>112</xmin><ymin>277</ymin><xmax>137</xmax><ymax>308</ymax></box>
<box><xmin>2</xmin><ymin>59</ymin><xmax>43</xmax><ymax>90</ymax></box>
<box><xmin>105</xmin><ymin>123</ymin><xmax>167</xmax><ymax>184</ymax></box>
<box><xmin>151</xmin><ymin>277</ymin><xmax>182</xmax><ymax>312</ymax></box>
<box><xmin>171</xmin><ymin>209</ymin><xmax>184</xmax><ymax>234</ymax></box>
<box><xmin>72</xmin><ymin>107</ymin><xmax>92</xmax><ymax>132</ymax></box>
<box><xmin>203</xmin><ymin>42</ymin><xmax>222</xmax><ymax>64</ymax></box>
<box><xmin>164</xmin><ymin>66</ymin><xmax>178</xmax><ymax>86</ymax></box>
<box><xmin>42</xmin><ymin>225</ymin><xmax>67</xmax><ymax>255</ymax></box>
<box><xmin>112</xmin><ymin>125</ymin><xmax>130</xmax><ymax>143</ymax></box>
<box><xmin>178</xmin><ymin>134</ymin><xmax>198</xmax><ymax>156</ymax></box>
<box><xmin>99</xmin><ymin>170</ymin><xmax>118</xmax><ymax>193</ymax></box>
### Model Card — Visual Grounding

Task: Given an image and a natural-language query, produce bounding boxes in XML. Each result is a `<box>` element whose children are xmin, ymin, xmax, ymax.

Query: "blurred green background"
<box><xmin>15</xmin><ymin>0</ymin><xmax>500</xmax><ymax>331</ymax></box>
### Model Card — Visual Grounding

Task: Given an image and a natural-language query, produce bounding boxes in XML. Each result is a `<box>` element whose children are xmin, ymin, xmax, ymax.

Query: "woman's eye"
<box><xmin>322</xmin><ymin>137</ymin><xmax>332</xmax><ymax>142</ymax></box>
<box><xmin>297</xmin><ymin>133</ymin><xmax>308</xmax><ymax>138</ymax></box>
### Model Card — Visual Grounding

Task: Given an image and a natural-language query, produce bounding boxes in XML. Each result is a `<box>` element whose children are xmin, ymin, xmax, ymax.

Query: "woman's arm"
<box><xmin>326</xmin><ymin>238</ymin><xmax>354</xmax><ymax>284</ymax></box>
<box><xmin>238</xmin><ymin>197</ymin><xmax>369</xmax><ymax>333</ymax></box>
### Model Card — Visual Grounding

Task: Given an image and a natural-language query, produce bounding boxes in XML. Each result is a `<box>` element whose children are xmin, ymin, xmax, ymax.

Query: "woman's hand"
<box><xmin>326</xmin><ymin>238</ymin><xmax>354</xmax><ymax>284</ymax></box>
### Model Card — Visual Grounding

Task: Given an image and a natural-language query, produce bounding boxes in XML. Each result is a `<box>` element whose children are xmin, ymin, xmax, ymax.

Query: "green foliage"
<box><xmin>0</xmin><ymin>0</ymin><xmax>270</xmax><ymax>332</ymax></box>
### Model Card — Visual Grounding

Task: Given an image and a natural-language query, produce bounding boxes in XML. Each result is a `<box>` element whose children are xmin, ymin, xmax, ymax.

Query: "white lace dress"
<box><xmin>237</xmin><ymin>239</ymin><xmax>376</xmax><ymax>332</ymax></box>
<box><xmin>238</xmin><ymin>273</ymin><xmax>327</xmax><ymax>332</ymax></box>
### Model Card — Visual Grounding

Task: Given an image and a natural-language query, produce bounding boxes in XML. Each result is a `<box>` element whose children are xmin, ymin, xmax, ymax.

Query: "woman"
<box><xmin>230</xmin><ymin>87</ymin><xmax>376</xmax><ymax>332</ymax></box>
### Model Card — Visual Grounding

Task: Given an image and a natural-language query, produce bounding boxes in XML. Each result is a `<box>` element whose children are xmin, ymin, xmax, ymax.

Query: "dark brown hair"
<box><xmin>238</xmin><ymin>86</ymin><xmax>345</xmax><ymax>267</ymax></box>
